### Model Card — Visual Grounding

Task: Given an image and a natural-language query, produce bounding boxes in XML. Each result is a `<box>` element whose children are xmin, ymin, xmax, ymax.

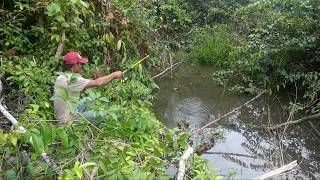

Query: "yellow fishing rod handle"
<box><xmin>123</xmin><ymin>55</ymin><xmax>150</xmax><ymax>74</ymax></box>
<box><xmin>130</xmin><ymin>55</ymin><xmax>150</xmax><ymax>69</ymax></box>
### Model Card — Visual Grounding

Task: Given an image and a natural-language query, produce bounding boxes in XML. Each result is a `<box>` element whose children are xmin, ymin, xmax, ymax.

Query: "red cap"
<box><xmin>64</xmin><ymin>51</ymin><xmax>89</xmax><ymax>64</ymax></box>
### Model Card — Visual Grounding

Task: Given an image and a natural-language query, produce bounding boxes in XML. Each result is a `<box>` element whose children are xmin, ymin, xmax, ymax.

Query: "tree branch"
<box><xmin>267</xmin><ymin>113</ymin><xmax>320</xmax><ymax>130</ymax></box>
<box><xmin>0</xmin><ymin>103</ymin><xmax>18</xmax><ymax>125</ymax></box>
<box><xmin>254</xmin><ymin>160</ymin><xmax>298</xmax><ymax>180</ymax></box>
<box><xmin>152</xmin><ymin>62</ymin><xmax>182</xmax><ymax>79</ymax></box>
<box><xmin>177</xmin><ymin>146</ymin><xmax>194</xmax><ymax>180</ymax></box>
<box><xmin>203</xmin><ymin>151</ymin><xmax>257</xmax><ymax>159</ymax></box>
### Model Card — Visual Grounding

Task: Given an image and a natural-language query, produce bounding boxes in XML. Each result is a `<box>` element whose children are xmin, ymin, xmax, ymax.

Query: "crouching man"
<box><xmin>53</xmin><ymin>51</ymin><xmax>123</xmax><ymax>124</ymax></box>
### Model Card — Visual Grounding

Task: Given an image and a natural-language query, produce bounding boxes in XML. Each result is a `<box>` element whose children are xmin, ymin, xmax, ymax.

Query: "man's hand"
<box><xmin>86</xmin><ymin>71</ymin><xmax>124</xmax><ymax>88</ymax></box>
<box><xmin>111</xmin><ymin>71</ymin><xmax>123</xmax><ymax>79</ymax></box>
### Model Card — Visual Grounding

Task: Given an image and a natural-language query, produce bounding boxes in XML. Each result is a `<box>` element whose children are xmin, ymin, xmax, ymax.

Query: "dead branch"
<box><xmin>177</xmin><ymin>146</ymin><xmax>194</xmax><ymax>180</ymax></box>
<box><xmin>254</xmin><ymin>160</ymin><xmax>298</xmax><ymax>180</ymax></box>
<box><xmin>267</xmin><ymin>113</ymin><xmax>320</xmax><ymax>130</ymax></box>
<box><xmin>0</xmin><ymin>103</ymin><xmax>18</xmax><ymax>125</ymax></box>
<box><xmin>152</xmin><ymin>62</ymin><xmax>182</xmax><ymax>79</ymax></box>
<box><xmin>203</xmin><ymin>152</ymin><xmax>257</xmax><ymax>159</ymax></box>
<box><xmin>55</xmin><ymin>30</ymin><xmax>66</xmax><ymax>58</ymax></box>
<box><xmin>192</xmin><ymin>90</ymin><xmax>266</xmax><ymax>135</ymax></box>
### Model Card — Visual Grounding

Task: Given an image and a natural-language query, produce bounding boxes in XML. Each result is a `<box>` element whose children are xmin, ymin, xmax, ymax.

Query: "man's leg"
<box><xmin>75</xmin><ymin>98</ymin><xmax>107</xmax><ymax>125</ymax></box>
<box><xmin>80</xmin><ymin>111</ymin><xmax>108</xmax><ymax>126</ymax></box>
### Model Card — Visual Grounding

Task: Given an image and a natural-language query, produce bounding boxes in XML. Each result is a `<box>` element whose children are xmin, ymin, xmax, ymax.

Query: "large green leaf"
<box><xmin>40</xmin><ymin>123</ymin><xmax>51</xmax><ymax>147</ymax></box>
<box><xmin>31</xmin><ymin>134</ymin><xmax>45</xmax><ymax>154</ymax></box>
<box><xmin>58</xmin><ymin>128</ymin><xmax>69</xmax><ymax>147</ymax></box>
<box><xmin>46</xmin><ymin>3</ymin><xmax>61</xmax><ymax>16</ymax></box>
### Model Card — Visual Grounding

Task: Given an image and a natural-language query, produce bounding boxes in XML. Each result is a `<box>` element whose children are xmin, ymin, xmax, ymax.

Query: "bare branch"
<box><xmin>152</xmin><ymin>62</ymin><xmax>182</xmax><ymax>79</ymax></box>
<box><xmin>177</xmin><ymin>146</ymin><xmax>194</xmax><ymax>180</ymax></box>
<box><xmin>267</xmin><ymin>113</ymin><xmax>320</xmax><ymax>130</ymax></box>
<box><xmin>203</xmin><ymin>151</ymin><xmax>258</xmax><ymax>159</ymax></box>
<box><xmin>0</xmin><ymin>103</ymin><xmax>18</xmax><ymax>125</ymax></box>
<box><xmin>254</xmin><ymin>160</ymin><xmax>298</xmax><ymax>180</ymax></box>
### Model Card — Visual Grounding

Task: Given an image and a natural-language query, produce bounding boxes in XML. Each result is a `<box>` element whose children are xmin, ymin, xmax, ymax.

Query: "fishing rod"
<box><xmin>121</xmin><ymin>55</ymin><xmax>150</xmax><ymax>82</ymax></box>
<box><xmin>123</xmin><ymin>55</ymin><xmax>150</xmax><ymax>74</ymax></box>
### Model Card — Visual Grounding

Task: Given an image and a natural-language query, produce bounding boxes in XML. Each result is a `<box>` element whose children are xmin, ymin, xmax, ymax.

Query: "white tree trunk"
<box><xmin>177</xmin><ymin>146</ymin><xmax>194</xmax><ymax>180</ymax></box>
<box><xmin>254</xmin><ymin>160</ymin><xmax>298</xmax><ymax>180</ymax></box>
<box><xmin>0</xmin><ymin>103</ymin><xmax>18</xmax><ymax>125</ymax></box>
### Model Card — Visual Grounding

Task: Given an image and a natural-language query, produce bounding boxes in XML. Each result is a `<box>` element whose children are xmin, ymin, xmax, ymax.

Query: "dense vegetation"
<box><xmin>186</xmin><ymin>0</ymin><xmax>320</xmax><ymax>113</ymax></box>
<box><xmin>0</xmin><ymin>0</ymin><xmax>220</xmax><ymax>179</ymax></box>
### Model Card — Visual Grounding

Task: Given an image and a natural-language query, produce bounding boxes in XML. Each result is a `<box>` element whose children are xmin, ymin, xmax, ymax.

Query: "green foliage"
<box><xmin>0</xmin><ymin>56</ymin><xmax>56</xmax><ymax>119</ymax></box>
<box><xmin>0</xmin><ymin>0</ymin><xmax>223</xmax><ymax>179</ymax></box>
<box><xmin>183</xmin><ymin>0</ymin><xmax>250</xmax><ymax>25</ymax></box>
<box><xmin>189</xmin><ymin>155</ymin><xmax>223</xmax><ymax>179</ymax></box>
<box><xmin>191</xmin><ymin>25</ymin><xmax>240</xmax><ymax>66</ymax></box>
<box><xmin>159</xmin><ymin>0</ymin><xmax>192</xmax><ymax>35</ymax></box>
<box><xmin>186</xmin><ymin>0</ymin><xmax>320</xmax><ymax>110</ymax></box>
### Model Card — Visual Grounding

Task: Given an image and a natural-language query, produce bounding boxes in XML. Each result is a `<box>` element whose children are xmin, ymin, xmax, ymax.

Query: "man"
<box><xmin>53</xmin><ymin>51</ymin><xmax>123</xmax><ymax>124</ymax></box>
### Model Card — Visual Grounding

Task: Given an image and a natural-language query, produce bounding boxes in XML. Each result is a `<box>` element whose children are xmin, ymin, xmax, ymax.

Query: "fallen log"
<box><xmin>254</xmin><ymin>160</ymin><xmax>298</xmax><ymax>180</ymax></box>
<box><xmin>177</xmin><ymin>146</ymin><xmax>194</xmax><ymax>180</ymax></box>
<box><xmin>267</xmin><ymin>113</ymin><xmax>320</xmax><ymax>130</ymax></box>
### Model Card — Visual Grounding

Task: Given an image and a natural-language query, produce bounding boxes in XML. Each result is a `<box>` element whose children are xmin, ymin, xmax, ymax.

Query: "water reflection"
<box><xmin>153</xmin><ymin>64</ymin><xmax>320</xmax><ymax>179</ymax></box>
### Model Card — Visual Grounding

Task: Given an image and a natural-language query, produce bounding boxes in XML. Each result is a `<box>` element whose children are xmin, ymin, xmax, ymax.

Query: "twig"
<box><xmin>152</xmin><ymin>62</ymin><xmax>182</xmax><ymax>79</ymax></box>
<box><xmin>203</xmin><ymin>152</ymin><xmax>258</xmax><ymax>159</ymax></box>
<box><xmin>267</xmin><ymin>113</ymin><xmax>320</xmax><ymax>130</ymax></box>
<box><xmin>177</xmin><ymin>146</ymin><xmax>194</xmax><ymax>180</ymax></box>
<box><xmin>192</xmin><ymin>90</ymin><xmax>266</xmax><ymax>135</ymax></box>
<box><xmin>254</xmin><ymin>160</ymin><xmax>298</xmax><ymax>180</ymax></box>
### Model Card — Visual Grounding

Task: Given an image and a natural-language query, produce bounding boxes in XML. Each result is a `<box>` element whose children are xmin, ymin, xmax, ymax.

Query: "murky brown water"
<box><xmin>153</xmin><ymin>64</ymin><xmax>320</xmax><ymax>179</ymax></box>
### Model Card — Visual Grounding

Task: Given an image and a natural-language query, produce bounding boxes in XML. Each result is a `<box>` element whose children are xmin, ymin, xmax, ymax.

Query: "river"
<box><xmin>153</xmin><ymin>64</ymin><xmax>320</xmax><ymax>179</ymax></box>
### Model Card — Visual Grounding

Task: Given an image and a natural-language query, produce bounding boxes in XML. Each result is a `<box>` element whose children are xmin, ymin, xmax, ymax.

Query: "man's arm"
<box><xmin>86</xmin><ymin>71</ymin><xmax>123</xmax><ymax>88</ymax></box>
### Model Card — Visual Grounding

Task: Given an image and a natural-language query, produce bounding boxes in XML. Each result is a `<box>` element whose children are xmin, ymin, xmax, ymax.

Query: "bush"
<box><xmin>191</xmin><ymin>25</ymin><xmax>239</xmax><ymax>66</ymax></box>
